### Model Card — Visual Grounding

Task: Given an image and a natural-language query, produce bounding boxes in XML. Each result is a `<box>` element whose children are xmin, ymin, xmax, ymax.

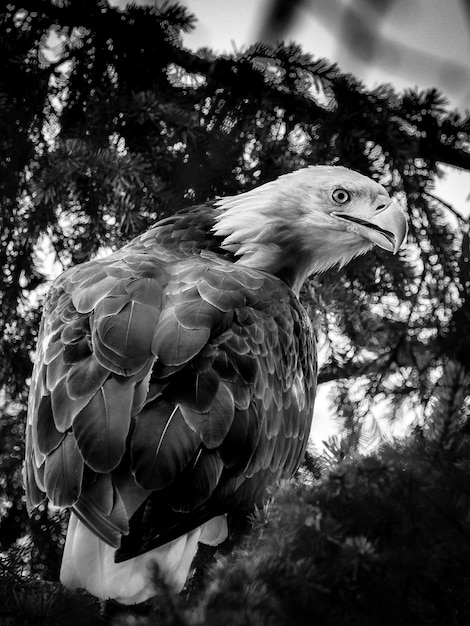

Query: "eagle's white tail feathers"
<box><xmin>60</xmin><ymin>512</ymin><xmax>228</xmax><ymax>604</ymax></box>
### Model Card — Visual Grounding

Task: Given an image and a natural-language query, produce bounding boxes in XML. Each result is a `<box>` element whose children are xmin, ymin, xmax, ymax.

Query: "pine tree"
<box><xmin>1</xmin><ymin>1</ymin><xmax>470</xmax><ymax>623</ymax></box>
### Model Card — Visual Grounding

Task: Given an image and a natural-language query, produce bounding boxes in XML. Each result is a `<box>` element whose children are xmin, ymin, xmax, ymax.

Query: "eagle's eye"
<box><xmin>332</xmin><ymin>188</ymin><xmax>351</xmax><ymax>204</ymax></box>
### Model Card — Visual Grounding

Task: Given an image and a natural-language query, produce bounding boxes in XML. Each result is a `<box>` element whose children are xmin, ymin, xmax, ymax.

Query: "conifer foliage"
<box><xmin>0</xmin><ymin>1</ymin><xmax>470</xmax><ymax>623</ymax></box>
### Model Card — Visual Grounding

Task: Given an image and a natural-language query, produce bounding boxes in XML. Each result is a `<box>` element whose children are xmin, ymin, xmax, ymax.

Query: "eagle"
<box><xmin>24</xmin><ymin>166</ymin><xmax>407</xmax><ymax>604</ymax></box>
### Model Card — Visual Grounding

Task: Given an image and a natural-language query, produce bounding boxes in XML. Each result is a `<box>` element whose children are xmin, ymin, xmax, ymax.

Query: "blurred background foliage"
<box><xmin>0</xmin><ymin>0</ymin><xmax>470</xmax><ymax>622</ymax></box>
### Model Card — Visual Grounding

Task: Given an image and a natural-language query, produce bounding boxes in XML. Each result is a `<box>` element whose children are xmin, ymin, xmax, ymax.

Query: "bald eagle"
<box><xmin>24</xmin><ymin>166</ymin><xmax>407</xmax><ymax>604</ymax></box>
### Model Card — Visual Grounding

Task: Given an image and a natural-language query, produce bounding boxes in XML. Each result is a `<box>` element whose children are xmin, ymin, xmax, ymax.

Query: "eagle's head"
<box><xmin>214</xmin><ymin>165</ymin><xmax>408</xmax><ymax>292</ymax></box>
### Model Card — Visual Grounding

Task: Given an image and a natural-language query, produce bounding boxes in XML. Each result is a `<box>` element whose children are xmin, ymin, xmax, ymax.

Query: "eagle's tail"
<box><xmin>60</xmin><ymin>512</ymin><xmax>227</xmax><ymax>604</ymax></box>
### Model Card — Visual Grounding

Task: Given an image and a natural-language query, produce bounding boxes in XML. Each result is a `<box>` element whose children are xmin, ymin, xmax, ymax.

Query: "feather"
<box><xmin>167</xmin><ymin>451</ymin><xmax>224</xmax><ymax>512</ymax></box>
<box><xmin>61</xmin><ymin>317</ymin><xmax>90</xmax><ymax>346</ymax></box>
<box><xmin>226</xmin><ymin>264</ymin><xmax>268</xmax><ymax>286</ymax></box>
<box><xmin>91</xmin><ymin>294</ymin><xmax>158</xmax><ymax>375</ymax></box>
<box><xmin>43</xmin><ymin>331</ymin><xmax>65</xmax><ymax>365</ymax></box>
<box><xmin>264</xmin><ymin>406</ymin><xmax>284</xmax><ymax>439</ymax></box>
<box><xmin>23</xmin><ymin>458</ymin><xmax>46</xmax><ymax>513</ymax></box>
<box><xmin>32</xmin><ymin>456</ymin><xmax>46</xmax><ymax>492</ymax></box>
<box><xmin>44</xmin><ymin>433</ymin><xmax>83</xmax><ymax>507</ymax></box>
<box><xmin>30</xmin><ymin>415</ymin><xmax>46</xmax><ymax>470</ymax></box>
<box><xmin>175</xmin><ymin>368</ymin><xmax>220</xmax><ymax>413</ymax></box>
<box><xmin>67</xmin><ymin>263</ymin><xmax>106</xmax><ymax>286</ymax></box>
<box><xmin>112</xmin><ymin>465</ymin><xmax>149</xmax><ymax>521</ymax></box>
<box><xmin>84</xmin><ymin>473</ymin><xmax>114</xmax><ymax>516</ymax></box>
<box><xmin>197</xmin><ymin>280</ymin><xmax>245</xmax><ymax>312</ymax></box>
<box><xmin>202</xmin><ymin>269</ymin><xmax>245</xmax><ymax>293</ymax></box>
<box><xmin>131</xmin><ymin>402</ymin><xmax>200</xmax><ymax>490</ymax></box>
<box><xmin>110</xmin><ymin>483</ymin><xmax>130</xmax><ymax>533</ymax></box>
<box><xmin>36</xmin><ymin>394</ymin><xmax>66</xmax><ymax>455</ymax></box>
<box><xmin>92</xmin><ymin>336</ymin><xmax>139</xmax><ymax>376</ymax></box>
<box><xmin>222</xmin><ymin>345</ymin><xmax>258</xmax><ymax>384</ymax></box>
<box><xmin>51</xmin><ymin>379</ymin><xmax>93</xmax><ymax>432</ymax></box>
<box><xmin>194</xmin><ymin>381</ymin><xmax>235</xmax><ymax>448</ymax></box>
<box><xmin>94</xmin><ymin>294</ymin><xmax>129</xmax><ymax>318</ymax></box>
<box><xmin>152</xmin><ymin>308</ymin><xmax>210</xmax><ymax>366</ymax></box>
<box><xmin>224</xmin><ymin>332</ymin><xmax>251</xmax><ymax>356</ymax></box>
<box><xmin>72</xmin><ymin>275</ymin><xmax>118</xmax><ymax>313</ymax></box>
<box><xmin>199</xmin><ymin>515</ymin><xmax>228</xmax><ymax>546</ymax></box>
<box><xmin>104</xmin><ymin>264</ymin><xmax>133</xmax><ymax>279</ymax></box>
<box><xmin>66</xmin><ymin>355</ymin><xmax>109</xmax><ymax>400</ymax></box>
<box><xmin>46</xmin><ymin>353</ymin><xmax>67</xmax><ymax>391</ymax></box>
<box><xmin>217</xmin><ymin>406</ymin><xmax>259</xmax><ymax>469</ymax></box>
<box><xmin>63</xmin><ymin>338</ymin><xmax>91</xmax><ymax>364</ymax></box>
<box><xmin>131</xmin><ymin>369</ymin><xmax>153</xmax><ymax>416</ymax></box>
<box><xmin>72</xmin><ymin>377</ymin><xmax>133</xmax><ymax>473</ymax></box>
<box><xmin>224</xmin><ymin>380</ymin><xmax>251</xmax><ymax>410</ymax></box>
<box><xmin>272</xmin><ymin>426</ymin><xmax>290</xmax><ymax>472</ymax></box>
<box><xmin>173</xmin><ymin>299</ymin><xmax>220</xmax><ymax>330</ymax></box>
<box><xmin>212</xmin><ymin>350</ymin><xmax>238</xmax><ymax>382</ymax></box>
<box><xmin>125</xmin><ymin>277</ymin><xmax>163</xmax><ymax>307</ymax></box>
<box><xmin>73</xmin><ymin>477</ymin><xmax>129</xmax><ymax>547</ymax></box>
<box><xmin>95</xmin><ymin>300</ymin><xmax>158</xmax><ymax>362</ymax></box>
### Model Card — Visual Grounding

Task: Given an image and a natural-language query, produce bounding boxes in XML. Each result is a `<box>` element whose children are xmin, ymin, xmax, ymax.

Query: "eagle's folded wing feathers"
<box><xmin>24</xmin><ymin>244</ymin><xmax>315</xmax><ymax>600</ymax></box>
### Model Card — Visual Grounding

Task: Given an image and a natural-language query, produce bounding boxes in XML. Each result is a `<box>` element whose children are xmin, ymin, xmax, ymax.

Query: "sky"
<box><xmin>115</xmin><ymin>0</ymin><xmax>470</xmax><ymax>219</ymax></box>
<box><xmin>114</xmin><ymin>0</ymin><xmax>470</xmax><ymax>446</ymax></box>
<box><xmin>177</xmin><ymin>0</ymin><xmax>470</xmax><ymax>113</ymax></box>
<box><xmin>175</xmin><ymin>0</ymin><xmax>470</xmax><ymax>215</ymax></box>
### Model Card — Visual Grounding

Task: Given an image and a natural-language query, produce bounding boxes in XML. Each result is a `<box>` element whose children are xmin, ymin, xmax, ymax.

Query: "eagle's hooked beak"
<box><xmin>331</xmin><ymin>198</ymin><xmax>408</xmax><ymax>254</ymax></box>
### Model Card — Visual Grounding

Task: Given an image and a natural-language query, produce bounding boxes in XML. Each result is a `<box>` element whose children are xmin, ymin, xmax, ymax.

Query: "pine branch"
<box><xmin>318</xmin><ymin>353</ymin><xmax>393</xmax><ymax>384</ymax></box>
<box><xmin>424</xmin><ymin>191</ymin><xmax>467</xmax><ymax>224</ymax></box>
<box><xmin>434</xmin><ymin>143</ymin><xmax>470</xmax><ymax>170</ymax></box>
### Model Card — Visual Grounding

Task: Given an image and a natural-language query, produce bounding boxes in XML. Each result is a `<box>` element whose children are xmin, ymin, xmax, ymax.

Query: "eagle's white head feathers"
<box><xmin>213</xmin><ymin>166</ymin><xmax>407</xmax><ymax>292</ymax></box>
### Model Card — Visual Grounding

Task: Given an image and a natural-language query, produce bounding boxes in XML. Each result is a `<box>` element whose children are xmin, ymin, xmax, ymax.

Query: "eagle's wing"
<box><xmin>24</xmin><ymin>240</ymin><xmax>316</xmax><ymax>557</ymax></box>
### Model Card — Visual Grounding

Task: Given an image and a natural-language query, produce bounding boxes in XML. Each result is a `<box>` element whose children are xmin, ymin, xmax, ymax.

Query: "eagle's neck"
<box><xmin>213</xmin><ymin>184</ymin><xmax>319</xmax><ymax>294</ymax></box>
<box><xmin>148</xmin><ymin>199</ymin><xmax>314</xmax><ymax>293</ymax></box>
